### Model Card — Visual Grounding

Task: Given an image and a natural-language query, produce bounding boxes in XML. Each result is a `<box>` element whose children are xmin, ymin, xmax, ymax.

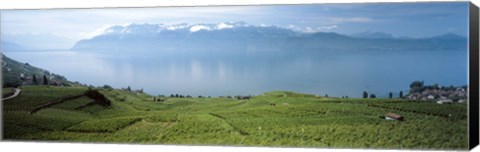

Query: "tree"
<box><xmin>126</xmin><ymin>86</ymin><xmax>131</xmax><ymax>91</ymax></box>
<box><xmin>447</xmin><ymin>85</ymin><xmax>455</xmax><ymax>91</ymax></box>
<box><xmin>370</xmin><ymin>94</ymin><xmax>376</xmax><ymax>98</ymax></box>
<box><xmin>410</xmin><ymin>81</ymin><xmax>424</xmax><ymax>88</ymax></box>
<box><xmin>363</xmin><ymin>91</ymin><xmax>368</xmax><ymax>98</ymax></box>
<box><xmin>388</xmin><ymin>92</ymin><xmax>393</xmax><ymax>99</ymax></box>
<box><xmin>32</xmin><ymin>74</ymin><xmax>37</xmax><ymax>84</ymax></box>
<box><xmin>103</xmin><ymin>84</ymin><xmax>113</xmax><ymax>89</ymax></box>
<box><xmin>43</xmin><ymin>75</ymin><xmax>48</xmax><ymax>85</ymax></box>
<box><xmin>399</xmin><ymin>91</ymin><xmax>404</xmax><ymax>98</ymax></box>
<box><xmin>409</xmin><ymin>80</ymin><xmax>424</xmax><ymax>93</ymax></box>
<box><xmin>325</xmin><ymin>94</ymin><xmax>328</xmax><ymax>98</ymax></box>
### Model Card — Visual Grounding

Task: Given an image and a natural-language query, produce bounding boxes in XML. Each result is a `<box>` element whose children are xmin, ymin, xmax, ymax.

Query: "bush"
<box><xmin>102</xmin><ymin>84</ymin><xmax>113</xmax><ymax>90</ymax></box>
<box><xmin>84</xmin><ymin>89</ymin><xmax>111</xmax><ymax>106</ymax></box>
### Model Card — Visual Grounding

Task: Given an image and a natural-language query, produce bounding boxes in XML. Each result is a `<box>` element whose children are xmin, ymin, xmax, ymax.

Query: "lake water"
<box><xmin>3</xmin><ymin>49</ymin><xmax>467</xmax><ymax>97</ymax></box>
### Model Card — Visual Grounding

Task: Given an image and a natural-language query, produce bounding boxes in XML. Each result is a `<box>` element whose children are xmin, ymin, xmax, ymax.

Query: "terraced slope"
<box><xmin>2</xmin><ymin>87</ymin><xmax>468</xmax><ymax>150</ymax></box>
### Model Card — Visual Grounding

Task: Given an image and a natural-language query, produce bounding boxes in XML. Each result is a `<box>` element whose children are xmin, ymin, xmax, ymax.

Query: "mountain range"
<box><xmin>2</xmin><ymin>33</ymin><xmax>76</xmax><ymax>51</ymax></box>
<box><xmin>71</xmin><ymin>22</ymin><xmax>467</xmax><ymax>54</ymax></box>
<box><xmin>1</xmin><ymin>41</ymin><xmax>24</xmax><ymax>51</ymax></box>
<box><xmin>0</xmin><ymin>22</ymin><xmax>467</xmax><ymax>53</ymax></box>
<box><xmin>350</xmin><ymin>31</ymin><xmax>395</xmax><ymax>39</ymax></box>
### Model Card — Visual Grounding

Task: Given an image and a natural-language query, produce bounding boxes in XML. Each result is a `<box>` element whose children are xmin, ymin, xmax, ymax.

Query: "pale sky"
<box><xmin>0</xmin><ymin>2</ymin><xmax>469</xmax><ymax>41</ymax></box>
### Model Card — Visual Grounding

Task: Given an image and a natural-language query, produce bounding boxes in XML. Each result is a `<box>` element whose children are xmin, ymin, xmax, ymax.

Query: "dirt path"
<box><xmin>2</xmin><ymin>88</ymin><xmax>21</xmax><ymax>101</ymax></box>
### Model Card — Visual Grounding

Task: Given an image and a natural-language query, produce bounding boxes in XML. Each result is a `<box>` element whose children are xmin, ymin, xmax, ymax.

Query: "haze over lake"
<box><xmin>4</xmin><ymin>47</ymin><xmax>467</xmax><ymax>98</ymax></box>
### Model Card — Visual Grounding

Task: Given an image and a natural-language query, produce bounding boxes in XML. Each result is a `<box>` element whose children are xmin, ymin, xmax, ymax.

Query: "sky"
<box><xmin>0</xmin><ymin>2</ymin><xmax>469</xmax><ymax>42</ymax></box>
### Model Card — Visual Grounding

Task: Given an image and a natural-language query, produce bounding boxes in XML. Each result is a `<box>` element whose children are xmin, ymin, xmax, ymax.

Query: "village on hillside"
<box><xmin>406</xmin><ymin>81</ymin><xmax>468</xmax><ymax>104</ymax></box>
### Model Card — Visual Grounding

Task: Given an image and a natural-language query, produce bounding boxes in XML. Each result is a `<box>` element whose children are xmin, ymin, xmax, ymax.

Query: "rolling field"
<box><xmin>2</xmin><ymin>86</ymin><xmax>468</xmax><ymax>150</ymax></box>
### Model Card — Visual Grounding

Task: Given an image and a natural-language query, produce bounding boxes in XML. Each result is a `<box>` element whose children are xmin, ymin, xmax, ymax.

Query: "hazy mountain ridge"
<box><xmin>72</xmin><ymin>22</ymin><xmax>467</xmax><ymax>53</ymax></box>
<box><xmin>1</xmin><ymin>41</ymin><xmax>24</xmax><ymax>51</ymax></box>
<box><xmin>350</xmin><ymin>31</ymin><xmax>395</xmax><ymax>39</ymax></box>
<box><xmin>2</xmin><ymin>33</ymin><xmax>76</xmax><ymax>51</ymax></box>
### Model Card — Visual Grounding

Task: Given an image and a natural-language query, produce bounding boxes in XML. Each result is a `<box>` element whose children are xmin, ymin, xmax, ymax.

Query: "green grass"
<box><xmin>2</xmin><ymin>86</ymin><xmax>469</xmax><ymax>150</ymax></box>
<box><xmin>66</xmin><ymin>117</ymin><xmax>142</xmax><ymax>132</ymax></box>
<box><xmin>2</xmin><ymin>87</ymin><xmax>14</xmax><ymax>97</ymax></box>
<box><xmin>3</xmin><ymin>85</ymin><xmax>87</xmax><ymax>112</ymax></box>
<box><xmin>51</xmin><ymin>96</ymin><xmax>94</xmax><ymax>110</ymax></box>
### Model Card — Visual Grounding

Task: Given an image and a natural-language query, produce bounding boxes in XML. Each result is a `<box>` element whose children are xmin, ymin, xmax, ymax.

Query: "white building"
<box><xmin>437</xmin><ymin>99</ymin><xmax>453</xmax><ymax>104</ymax></box>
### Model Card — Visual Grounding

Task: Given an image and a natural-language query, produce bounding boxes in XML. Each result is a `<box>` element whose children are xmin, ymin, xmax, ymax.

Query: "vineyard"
<box><xmin>2</xmin><ymin>86</ymin><xmax>468</xmax><ymax>150</ymax></box>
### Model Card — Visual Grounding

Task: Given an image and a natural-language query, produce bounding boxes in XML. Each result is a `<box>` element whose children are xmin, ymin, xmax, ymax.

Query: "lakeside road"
<box><xmin>3</xmin><ymin>88</ymin><xmax>22</xmax><ymax>101</ymax></box>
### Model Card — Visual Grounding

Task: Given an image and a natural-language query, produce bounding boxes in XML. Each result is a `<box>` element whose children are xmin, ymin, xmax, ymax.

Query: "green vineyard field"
<box><xmin>2</xmin><ymin>86</ymin><xmax>468</xmax><ymax>150</ymax></box>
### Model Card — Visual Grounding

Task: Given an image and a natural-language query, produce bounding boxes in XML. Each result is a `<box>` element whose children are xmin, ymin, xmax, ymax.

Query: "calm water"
<box><xmin>4</xmin><ymin>49</ymin><xmax>467</xmax><ymax>97</ymax></box>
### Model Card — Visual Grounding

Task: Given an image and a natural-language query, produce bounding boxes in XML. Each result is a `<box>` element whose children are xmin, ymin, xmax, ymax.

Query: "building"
<box><xmin>427</xmin><ymin>95</ymin><xmax>435</xmax><ymax>100</ymax></box>
<box><xmin>407</xmin><ymin>87</ymin><xmax>468</xmax><ymax>101</ymax></box>
<box><xmin>384</xmin><ymin>113</ymin><xmax>404</xmax><ymax>121</ymax></box>
<box><xmin>437</xmin><ymin>99</ymin><xmax>453</xmax><ymax>104</ymax></box>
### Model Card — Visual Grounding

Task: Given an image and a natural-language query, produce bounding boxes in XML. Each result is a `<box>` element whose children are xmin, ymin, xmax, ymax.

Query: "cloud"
<box><xmin>216</xmin><ymin>23</ymin><xmax>234</xmax><ymax>30</ymax></box>
<box><xmin>287</xmin><ymin>24</ymin><xmax>338</xmax><ymax>33</ymax></box>
<box><xmin>317</xmin><ymin>25</ymin><xmax>338</xmax><ymax>31</ymax></box>
<box><xmin>286</xmin><ymin>24</ymin><xmax>299</xmax><ymax>31</ymax></box>
<box><xmin>78</xmin><ymin>26</ymin><xmax>109</xmax><ymax>39</ymax></box>
<box><xmin>304</xmin><ymin>27</ymin><xmax>315</xmax><ymax>33</ymax></box>
<box><xmin>331</xmin><ymin>17</ymin><xmax>372</xmax><ymax>24</ymax></box>
<box><xmin>1</xmin><ymin>6</ymin><xmax>266</xmax><ymax>40</ymax></box>
<box><xmin>189</xmin><ymin>25</ymin><xmax>211</xmax><ymax>32</ymax></box>
<box><xmin>78</xmin><ymin>24</ymin><xmax>131</xmax><ymax>39</ymax></box>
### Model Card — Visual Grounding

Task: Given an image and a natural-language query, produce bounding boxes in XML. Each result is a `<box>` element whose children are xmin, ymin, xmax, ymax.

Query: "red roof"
<box><xmin>385</xmin><ymin>113</ymin><xmax>404</xmax><ymax>120</ymax></box>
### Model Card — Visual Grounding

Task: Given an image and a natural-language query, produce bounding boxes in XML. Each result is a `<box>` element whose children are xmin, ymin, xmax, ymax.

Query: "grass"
<box><xmin>2</xmin><ymin>86</ymin><xmax>469</xmax><ymax>150</ymax></box>
<box><xmin>3</xmin><ymin>85</ymin><xmax>87</xmax><ymax>112</ymax></box>
<box><xmin>51</xmin><ymin>96</ymin><xmax>94</xmax><ymax>110</ymax></box>
<box><xmin>2</xmin><ymin>87</ymin><xmax>14</xmax><ymax>98</ymax></box>
<box><xmin>66</xmin><ymin>117</ymin><xmax>142</xmax><ymax>133</ymax></box>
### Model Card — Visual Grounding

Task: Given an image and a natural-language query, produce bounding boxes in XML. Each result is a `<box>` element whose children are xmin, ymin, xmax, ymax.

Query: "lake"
<box><xmin>3</xmin><ymin>49</ymin><xmax>467</xmax><ymax>97</ymax></box>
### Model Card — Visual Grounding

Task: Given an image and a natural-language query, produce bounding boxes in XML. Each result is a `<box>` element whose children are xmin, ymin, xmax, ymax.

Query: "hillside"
<box><xmin>2</xmin><ymin>85</ymin><xmax>468</xmax><ymax>150</ymax></box>
<box><xmin>1</xmin><ymin>54</ymin><xmax>72</xmax><ymax>87</ymax></box>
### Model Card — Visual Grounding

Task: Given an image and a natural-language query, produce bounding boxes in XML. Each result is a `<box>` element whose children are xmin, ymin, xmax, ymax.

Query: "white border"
<box><xmin>0</xmin><ymin>0</ymin><xmax>474</xmax><ymax>9</ymax></box>
<box><xmin>0</xmin><ymin>0</ymin><xmax>478</xmax><ymax>152</ymax></box>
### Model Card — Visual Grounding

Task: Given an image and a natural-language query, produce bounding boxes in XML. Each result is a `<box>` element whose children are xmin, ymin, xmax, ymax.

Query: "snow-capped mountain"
<box><xmin>92</xmin><ymin>22</ymin><xmax>253</xmax><ymax>36</ymax></box>
<box><xmin>72</xmin><ymin>22</ymin><xmax>299</xmax><ymax>52</ymax></box>
<box><xmin>71</xmin><ymin>22</ymin><xmax>467</xmax><ymax>53</ymax></box>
